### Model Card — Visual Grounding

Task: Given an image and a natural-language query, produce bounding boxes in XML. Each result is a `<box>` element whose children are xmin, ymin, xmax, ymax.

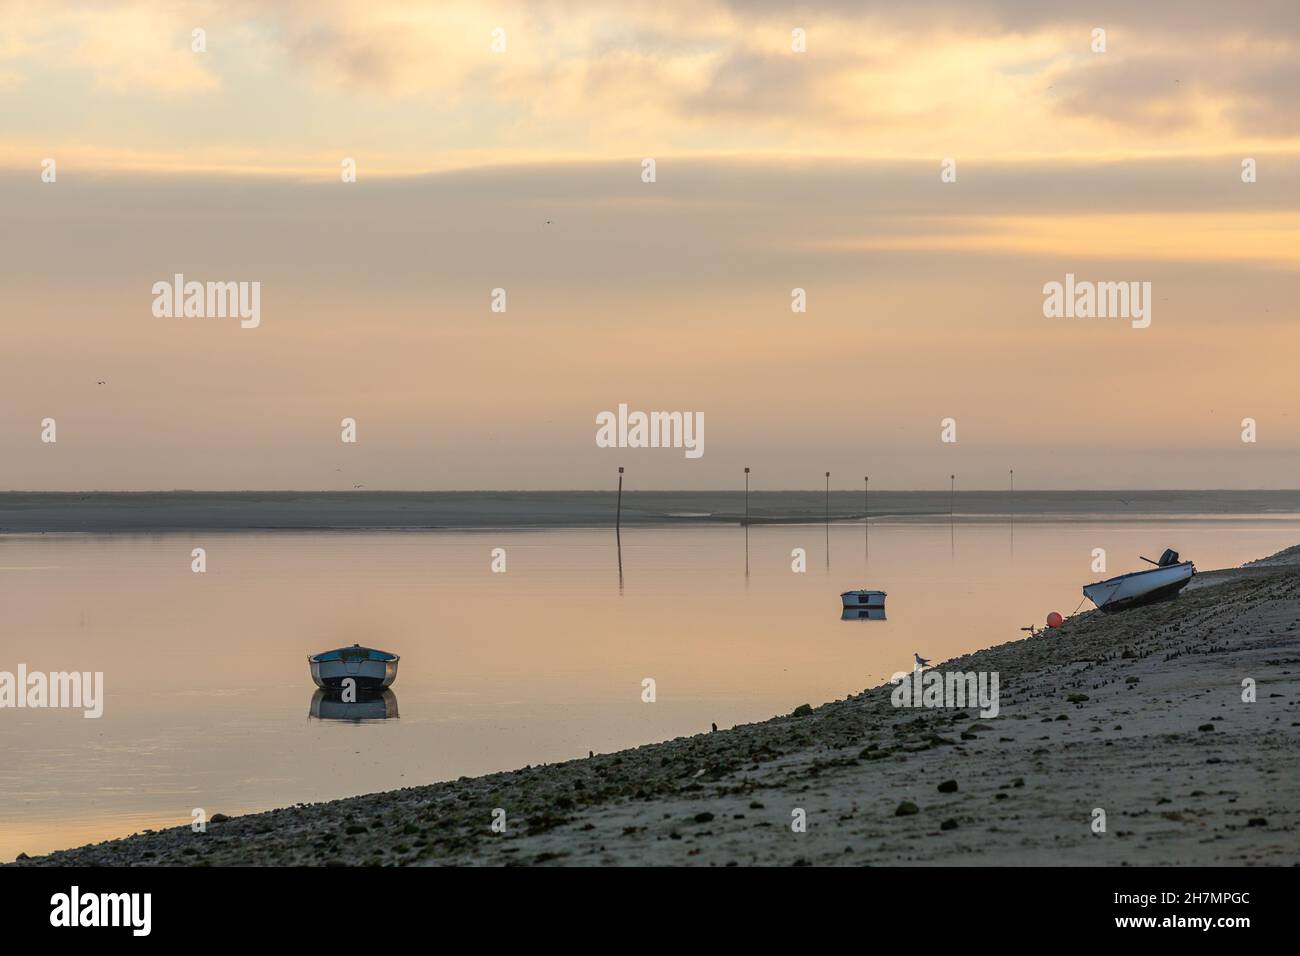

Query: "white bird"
<box><xmin>914</xmin><ymin>653</ymin><xmax>931</xmax><ymax>669</ymax></box>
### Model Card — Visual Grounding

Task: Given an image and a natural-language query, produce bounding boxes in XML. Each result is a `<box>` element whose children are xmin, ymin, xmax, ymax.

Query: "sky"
<box><xmin>1</xmin><ymin>0</ymin><xmax>1298</xmax><ymax>490</ymax></box>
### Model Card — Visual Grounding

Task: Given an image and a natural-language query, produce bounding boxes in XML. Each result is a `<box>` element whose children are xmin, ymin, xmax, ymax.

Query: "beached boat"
<box><xmin>308</xmin><ymin>644</ymin><xmax>399</xmax><ymax>691</ymax></box>
<box><xmin>1083</xmin><ymin>549</ymin><xmax>1194</xmax><ymax>612</ymax></box>
<box><xmin>841</xmin><ymin>589</ymin><xmax>887</xmax><ymax>609</ymax></box>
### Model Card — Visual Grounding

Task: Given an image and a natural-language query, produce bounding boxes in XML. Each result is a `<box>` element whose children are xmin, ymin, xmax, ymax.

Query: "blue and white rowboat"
<box><xmin>841</xmin><ymin>589</ymin><xmax>887</xmax><ymax>609</ymax></box>
<box><xmin>309</xmin><ymin>644</ymin><xmax>399</xmax><ymax>691</ymax></box>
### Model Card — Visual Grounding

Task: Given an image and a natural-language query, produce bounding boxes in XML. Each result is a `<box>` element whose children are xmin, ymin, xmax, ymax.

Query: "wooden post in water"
<box><xmin>825</xmin><ymin>472</ymin><xmax>831</xmax><ymax>570</ymax></box>
<box><xmin>1009</xmin><ymin>467</ymin><xmax>1015</xmax><ymax>558</ymax></box>
<box><xmin>950</xmin><ymin>473</ymin><xmax>956</xmax><ymax>556</ymax></box>
<box><xmin>616</xmin><ymin>466</ymin><xmax>624</xmax><ymax>532</ymax></box>
<box><xmin>616</xmin><ymin>466</ymin><xmax>625</xmax><ymax>591</ymax></box>
<box><xmin>744</xmin><ymin>467</ymin><xmax>751</xmax><ymax>579</ymax></box>
<box><xmin>744</xmin><ymin>467</ymin><xmax>750</xmax><ymax>526</ymax></box>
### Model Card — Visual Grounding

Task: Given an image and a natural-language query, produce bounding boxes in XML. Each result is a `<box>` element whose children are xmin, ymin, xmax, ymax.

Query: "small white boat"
<box><xmin>841</xmin><ymin>589</ymin><xmax>887</xmax><ymax>609</ymax></box>
<box><xmin>1083</xmin><ymin>549</ymin><xmax>1194</xmax><ymax>613</ymax></box>
<box><xmin>308</xmin><ymin>644</ymin><xmax>399</xmax><ymax>691</ymax></box>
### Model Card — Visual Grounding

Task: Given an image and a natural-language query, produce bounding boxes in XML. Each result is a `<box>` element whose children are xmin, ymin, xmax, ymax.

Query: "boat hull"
<box><xmin>841</xmin><ymin>590</ymin><xmax>887</xmax><ymax>608</ymax></box>
<box><xmin>1083</xmin><ymin>562</ymin><xmax>1194</xmax><ymax>613</ymax></box>
<box><xmin>309</xmin><ymin>658</ymin><xmax>398</xmax><ymax>691</ymax></box>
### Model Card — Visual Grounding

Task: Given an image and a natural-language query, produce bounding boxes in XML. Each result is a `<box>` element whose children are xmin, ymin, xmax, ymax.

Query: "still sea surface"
<box><xmin>3</xmin><ymin>506</ymin><xmax>1299</xmax><ymax>860</ymax></box>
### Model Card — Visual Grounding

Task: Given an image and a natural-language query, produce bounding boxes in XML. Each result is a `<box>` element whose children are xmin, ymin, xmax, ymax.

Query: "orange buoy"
<box><xmin>1046</xmin><ymin>611</ymin><xmax>1063</xmax><ymax>628</ymax></box>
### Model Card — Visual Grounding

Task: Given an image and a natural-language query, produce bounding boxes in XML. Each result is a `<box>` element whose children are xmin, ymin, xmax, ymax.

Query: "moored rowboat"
<box><xmin>841</xmin><ymin>589</ymin><xmax>887</xmax><ymax>609</ymax></box>
<box><xmin>308</xmin><ymin>644</ymin><xmax>399</xmax><ymax>691</ymax></box>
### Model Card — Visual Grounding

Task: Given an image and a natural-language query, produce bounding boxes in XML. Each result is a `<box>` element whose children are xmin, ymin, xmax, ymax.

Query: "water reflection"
<box><xmin>309</xmin><ymin>689</ymin><xmax>399</xmax><ymax>721</ymax></box>
<box><xmin>744</xmin><ymin>524</ymin><xmax>749</xmax><ymax>583</ymax></box>
<box><xmin>841</xmin><ymin>608</ymin><xmax>887</xmax><ymax>622</ymax></box>
<box><xmin>8</xmin><ymin>519</ymin><xmax>1299</xmax><ymax>862</ymax></box>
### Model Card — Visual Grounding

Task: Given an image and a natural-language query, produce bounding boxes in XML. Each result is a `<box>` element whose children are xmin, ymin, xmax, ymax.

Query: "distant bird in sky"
<box><xmin>545</xmin><ymin>219</ymin><xmax>552</xmax><ymax>225</ymax></box>
<box><xmin>353</xmin><ymin>484</ymin><xmax>364</xmax><ymax>489</ymax></box>
<box><xmin>914</xmin><ymin>653</ymin><xmax>931</xmax><ymax>669</ymax></box>
<box><xmin>96</xmin><ymin>380</ymin><xmax>105</xmax><ymax>385</ymax></box>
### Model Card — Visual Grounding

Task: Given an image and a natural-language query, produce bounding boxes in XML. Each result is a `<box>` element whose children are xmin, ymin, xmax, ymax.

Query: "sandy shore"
<box><xmin>14</xmin><ymin>546</ymin><xmax>1300</xmax><ymax>866</ymax></box>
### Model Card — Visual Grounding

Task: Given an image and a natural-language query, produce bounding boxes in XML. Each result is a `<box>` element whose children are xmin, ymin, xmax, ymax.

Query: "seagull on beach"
<box><xmin>914</xmin><ymin>653</ymin><xmax>931</xmax><ymax>669</ymax></box>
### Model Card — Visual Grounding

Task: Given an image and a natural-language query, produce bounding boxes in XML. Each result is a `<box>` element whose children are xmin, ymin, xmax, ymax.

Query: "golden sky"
<box><xmin>2</xmin><ymin>0</ymin><xmax>1298</xmax><ymax>489</ymax></box>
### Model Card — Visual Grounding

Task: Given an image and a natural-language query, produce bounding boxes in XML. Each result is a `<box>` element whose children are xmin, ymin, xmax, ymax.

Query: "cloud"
<box><xmin>720</xmin><ymin>0</ymin><xmax>1300</xmax><ymax>35</ymax></box>
<box><xmin>2</xmin><ymin>1</ymin><xmax>220</xmax><ymax>95</ymax></box>
<box><xmin>1</xmin><ymin>0</ymin><xmax>1298</xmax><ymax>171</ymax></box>
<box><xmin>5</xmin><ymin>155</ymin><xmax>1299</xmax><ymax>294</ymax></box>
<box><xmin>2</xmin><ymin>153</ymin><xmax>1298</xmax><ymax>490</ymax></box>
<box><xmin>1045</xmin><ymin>35</ymin><xmax>1300</xmax><ymax>138</ymax></box>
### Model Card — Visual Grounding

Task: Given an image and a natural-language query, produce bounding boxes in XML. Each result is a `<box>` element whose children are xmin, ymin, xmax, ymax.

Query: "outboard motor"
<box><xmin>1157</xmin><ymin>548</ymin><xmax>1180</xmax><ymax>567</ymax></box>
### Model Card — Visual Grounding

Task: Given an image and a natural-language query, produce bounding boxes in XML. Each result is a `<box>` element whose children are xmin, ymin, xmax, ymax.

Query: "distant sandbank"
<box><xmin>3</xmin><ymin>490</ymin><xmax>1300</xmax><ymax>533</ymax></box>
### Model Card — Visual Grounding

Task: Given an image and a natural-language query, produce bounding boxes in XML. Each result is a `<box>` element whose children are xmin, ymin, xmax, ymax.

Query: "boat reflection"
<box><xmin>841</xmin><ymin>607</ymin><xmax>887</xmax><ymax>622</ymax></box>
<box><xmin>309</xmin><ymin>688</ymin><xmax>399</xmax><ymax>721</ymax></box>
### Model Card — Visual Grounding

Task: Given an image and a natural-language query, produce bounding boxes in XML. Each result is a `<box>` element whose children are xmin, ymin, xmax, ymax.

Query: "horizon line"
<box><xmin>3</xmin><ymin>488</ymin><xmax>1299</xmax><ymax>495</ymax></box>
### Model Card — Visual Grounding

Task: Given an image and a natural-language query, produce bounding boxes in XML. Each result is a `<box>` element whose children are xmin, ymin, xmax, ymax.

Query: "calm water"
<box><xmin>3</xmin><ymin>515</ymin><xmax>1299</xmax><ymax>860</ymax></box>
